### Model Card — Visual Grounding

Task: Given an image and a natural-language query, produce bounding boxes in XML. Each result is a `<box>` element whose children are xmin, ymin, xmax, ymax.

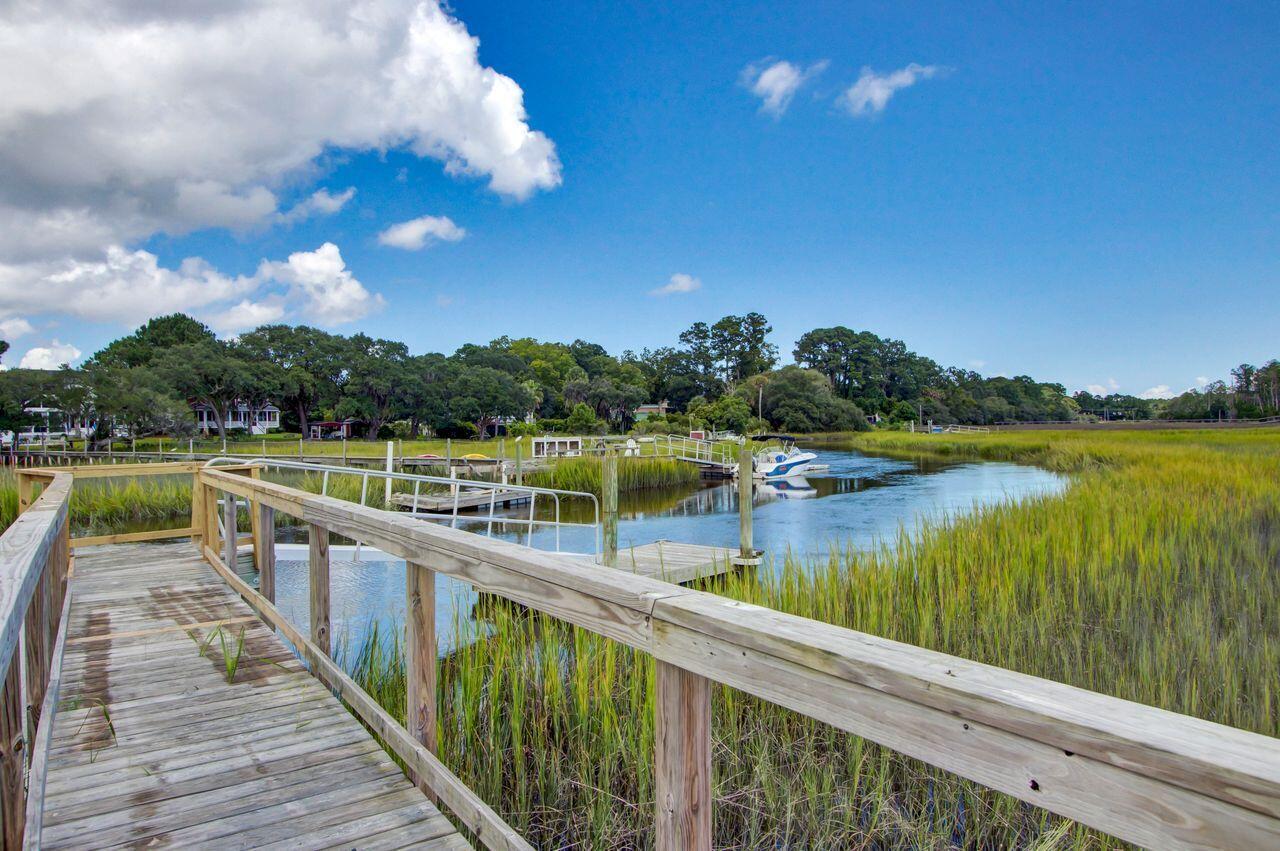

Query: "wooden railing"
<box><xmin>0</xmin><ymin>471</ymin><xmax>70</xmax><ymax>849</ymax></box>
<box><xmin>3</xmin><ymin>461</ymin><xmax>1279</xmax><ymax>848</ymax></box>
<box><xmin>196</xmin><ymin>465</ymin><xmax>1280</xmax><ymax>850</ymax></box>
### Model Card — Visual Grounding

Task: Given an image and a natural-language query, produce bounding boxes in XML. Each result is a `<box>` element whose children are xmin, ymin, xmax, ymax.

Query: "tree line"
<box><xmin>2</xmin><ymin>313</ymin><xmax>1274</xmax><ymax>442</ymax></box>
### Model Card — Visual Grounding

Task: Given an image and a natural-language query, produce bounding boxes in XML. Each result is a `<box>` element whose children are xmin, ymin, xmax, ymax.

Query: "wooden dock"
<box><xmin>37</xmin><ymin>543</ymin><xmax>469</xmax><ymax>850</ymax></box>
<box><xmin>601</xmin><ymin>541</ymin><xmax>743</xmax><ymax>584</ymax></box>
<box><xmin>5</xmin><ymin>461</ymin><xmax>1278</xmax><ymax>851</ymax></box>
<box><xmin>390</xmin><ymin>489</ymin><xmax>529</xmax><ymax>513</ymax></box>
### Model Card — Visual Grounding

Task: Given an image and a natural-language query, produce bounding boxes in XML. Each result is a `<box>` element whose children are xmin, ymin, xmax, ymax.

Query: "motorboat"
<box><xmin>751</xmin><ymin>436</ymin><xmax>818</xmax><ymax>479</ymax></box>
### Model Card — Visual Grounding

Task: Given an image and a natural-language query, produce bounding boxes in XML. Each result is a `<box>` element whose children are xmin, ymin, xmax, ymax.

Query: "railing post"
<box><xmin>405</xmin><ymin>561</ymin><xmax>437</xmax><ymax>773</ymax></box>
<box><xmin>738</xmin><ymin>443</ymin><xmax>753</xmax><ymax>562</ymax></box>
<box><xmin>602</xmin><ymin>449</ymin><xmax>618</xmax><ymax>567</ymax></box>
<box><xmin>190</xmin><ymin>471</ymin><xmax>205</xmax><ymax>546</ymax></box>
<box><xmin>654</xmin><ymin>660</ymin><xmax>711</xmax><ymax>851</ymax></box>
<box><xmin>308</xmin><ymin>523</ymin><xmax>330</xmax><ymax>654</ymax></box>
<box><xmin>202</xmin><ymin>483</ymin><xmax>218</xmax><ymax>557</ymax></box>
<box><xmin>514</xmin><ymin>441</ymin><xmax>523</xmax><ymax>486</ymax></box>
<box><xmin>256</xmin><ymin>501</ymin><xmax>275</xmax><ymax>603</ymax></box>
<box><xmin>0</xmin><ymin>658</ymin><xmax>22</xmax><ymax>851</ymax></box>
<box><xmin>222</xmin><ymin>492</ymin><xmax>237</xmax><ymax>569</ymax></box>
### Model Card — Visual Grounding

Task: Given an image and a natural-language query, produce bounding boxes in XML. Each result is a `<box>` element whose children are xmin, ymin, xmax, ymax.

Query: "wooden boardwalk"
<box><xmin>37</xmin><ymin>542</ymin><xmax>469</xmax><ymax>850</ymax></box>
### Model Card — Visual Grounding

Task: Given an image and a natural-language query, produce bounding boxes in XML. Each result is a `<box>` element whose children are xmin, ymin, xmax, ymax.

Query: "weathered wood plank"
<box><xmin>34</xmin><ymin>543</ymin><xmax>469</xmax><ymax>851</ymax></box>
<box><xmin>203</xmin><ymin>543</ymin><xmax>524</xmax><ymax>851</ymax></box>
<box><xmin>21</xmin><ymin>587</ymin><xmax>73</xmax><ymax>851</ymax></box>
<box><xmin>406</xmin><ymin>560</ymin><xmax>438</xmax><ymax>761</ymax></box>
<box><xmin>69</xmin><ymin>526</ymin><xmax>196</xmax><ymax>549</ymax></box>
<box><xmin>654</xmin><ymin>660</ymin><xmax>711</xmax><ymax>851</ymax></box>
<box><xmin>309</xmin><ymin>522</ymin><xmax>330</xmax><ymax>653</ymax></box>
<box><xmin>257</xmin><ymin>502</ymin><xmax>276</xmax><ymax>602</ymax></box>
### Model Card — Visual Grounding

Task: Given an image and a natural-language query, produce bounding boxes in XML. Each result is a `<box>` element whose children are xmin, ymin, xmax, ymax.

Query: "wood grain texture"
<box><xmin>194</xmin><ymin>466</ymin><xmax>1280</xmax><ymax>848</ymax></box>
<box><xmin>21</xmin><ymin>585</ymin><xmax>72</xmax><ymax>851</ymax></box>
<box><xmin>406</xmin><ymin>561</ymin><xmax>438</xmax><ymax>758</ymax></box>
<box><xmin>203</xmin><ymin>543</ymin><xmax>527</xmax><ymax>851</ymax></box>
<box><xmin>256</xmin><ymin>503</ymin><xmax>275</xmax><ymax>603</ymax></box>
<box><xmin>222</xmin><ymin>492</ymin><xmax>238</xmax><ymax>570</ymax></box>
<box><xmin>33</xmin><ymin>543</ymin><xmax>467</xmax><ymax>850</ymax></box>
<box><xmin>0</xmin><ymin>663</ymin><xmax>23</xmax><ymax>850</ymax></box>
<box><xmin>308</xmin><ymin>523</ymin><xmax>330</xmax><ymax>654</ymax></box>
<box><xmin>654</xmin><ymin>660</ymin><xmax>711</xmax><ymax>851</ymax></box>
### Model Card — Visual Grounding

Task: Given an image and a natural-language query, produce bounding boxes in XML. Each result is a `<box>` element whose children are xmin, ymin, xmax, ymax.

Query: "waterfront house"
<box><xmin>194</xmin><ymin>401</ymin><xmax>281</xmax><ymax>435</ymax></box>
<box><xmin>634</xmin><ymin>400</ymin><xmax>670</xmax><ymax>421</ymax></box>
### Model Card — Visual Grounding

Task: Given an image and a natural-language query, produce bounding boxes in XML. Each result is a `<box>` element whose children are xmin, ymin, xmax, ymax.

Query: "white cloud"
<box><xmin>650</xmin><ymin>273</ymin><xmax>702</xmax><ymax>297</ymax></box>
<box><xmin>0</xmin><ymin>242</ymin><xmax>381</xmax><ymax>335</ymax></box>
<box><xmin>1085</xmin><ymin>378</ymin><xmax>1121</xmax><ymax>396</ymax></box>
<box><xmin>1139</xmin><ymin>385</ymin><xmax>1174</xmax><ymax>399</ymax></box>
<box><xmin>254</xmin><ymin>243</ymin><xmax>384</xmax><ymax>326</ymax></box>
<box><xmin>19</xmin><ymin>340</ymin><xmax>81</xmax><ymax>370</ymax></box>
<box><xmin>741</xmin><ymin>59</ymin><xmax>828</xmax><ymax>117</ymax></box>
<box><xmin>377</xmin><ymin>215</ymin><xmax>467</xmax><ymax>250</ymax></box>
<box><xmin>0</xmin><ymin>0</ymin><xmax>560</xmax><ymax>263</ymax></box>
<box><xmin>436</xmin><ymin>294</ymin><xmax>456</xmax><ymax>308</ymax></box>
<box><xmin>209</xmin><ymin>299</ymin><xmax>287</xmax><ymax>336</ymax></box>
<box><xmin>278</xmin><ymin>187</ymin><xmax>356</xmax><ymax>225</ymax></box>
<box><xmin>0</xmin><ymin>317</ymin><xmax>34</xmax><ymax>339</ymax></box>
<box><xmin>1195</xmin><ymin>376</ymin><xmax>1211</xmax><ymax>387</ymax></box>
<box><xmin>838</xmin><ymin>63</ymin><xmax>941</xmax><ymax>117</ymax></box>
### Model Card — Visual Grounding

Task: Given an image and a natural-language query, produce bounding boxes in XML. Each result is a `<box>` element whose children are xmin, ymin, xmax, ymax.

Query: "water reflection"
<box><xmin>265</xmin><ymin>448</ymin><xmax>1066</xmax><ymax>654</ymax></box>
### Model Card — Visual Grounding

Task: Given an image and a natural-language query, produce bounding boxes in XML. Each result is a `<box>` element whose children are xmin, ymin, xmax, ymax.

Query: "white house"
<box><xmin>194</xmin><ymin>402</ymin><xmax>281</xmax><ymax>435</ymax></box>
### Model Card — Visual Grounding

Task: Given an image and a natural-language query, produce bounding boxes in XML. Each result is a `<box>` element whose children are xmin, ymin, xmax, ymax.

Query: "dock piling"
<box><xmin>738</xmin><ymin>443</ymin><xmax>753</xmax><ymax>564</ymax></box>
<box><xmin>603</xmin><ymin>448</ymin><xmax>618</xmax><ymax>566</ymax></box>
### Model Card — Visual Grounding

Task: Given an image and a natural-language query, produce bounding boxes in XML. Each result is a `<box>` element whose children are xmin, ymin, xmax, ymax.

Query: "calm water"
<box><xmin>264</xmin><ymin>448</ymin><xmax>1065</xmax><ymax>654</ymax></box>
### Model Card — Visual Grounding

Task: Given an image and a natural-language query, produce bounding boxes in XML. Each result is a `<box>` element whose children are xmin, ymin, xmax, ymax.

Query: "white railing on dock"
<box><xmin>204</xmin><ymin>457</ymin><xmax>601</xmax><ymax>557</ymax></box>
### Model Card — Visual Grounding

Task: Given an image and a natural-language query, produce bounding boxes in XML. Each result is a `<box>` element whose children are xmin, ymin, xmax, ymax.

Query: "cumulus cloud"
<box><xmin>255</xmin><ymin>243</ymin><xmax>384</xmax><ymax>326</ymax></box>
<box><xmin>741</xmin><ymin>59</ymin><xmax>828</xmax><ymax>117</ymax></box>
<box><xmin>1085</xmin><ymin>378</ymin><xmax>1121</xmax><ymax>396</ymax></box>
<box><xmin>1195</xmin><ymin>376</ymin><xmax>1211</xmax><ymax>387</ymax></box>
<box><xmin>650</xmin><ymin>273</ymin><xmax>702</xmax><ymax>297</ymax></box>
<box><xmin>0</xmin><ymin>318</ymin><xmax>33</xmax><ymax>339</ymax></box>
<box><xmin>0</xmin><ymin>242</ymin><xmax>381</xmax><ymax>335</ymax></box>
<box><xmin>278</xmin><ymin>188</ymin><xmax>357</xmax><ymax>225</ymax></box>
<box><xmin>1140</xmin><ymin>385</ymin><xmax>1174</xmax><ymax>399</ymax></box>
<box><xmin>19</xmin><ymin>340</ymin><xmax>81</xmax><ymax>370</ymax></box>
<box><xmin>377</xmin><ymin>215</ymin><xmax>467</xmax><ymax>250</ymax></box>
<box><xmin>838</xmin><ymin>63</ymin><xmax>941</xmax><ymax>117</ymax></box>
<box><xmin>0</xmin><ymin>0</ymin><xmax>560</xmax><ymax>262</ymax></box>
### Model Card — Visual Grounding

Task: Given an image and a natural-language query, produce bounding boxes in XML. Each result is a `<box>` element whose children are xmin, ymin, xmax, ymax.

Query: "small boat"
<box><xmin>751</xmin><ymin>436</ymin><xmax>818</xmax><ymax>479</ymax></box>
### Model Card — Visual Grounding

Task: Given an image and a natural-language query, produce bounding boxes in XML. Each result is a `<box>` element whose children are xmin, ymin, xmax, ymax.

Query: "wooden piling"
<box><xmin>654</xmin><ymin>660</ymin><xmax>711</xmax><ymax>851</ymax></box>
<box><xmin>256</xmin><ymin>503</ymin><xmax>275</xmax><ymax>603</ymax></box>
<box><xmin>738</xmin><ymin>443</ymin><xmax>753</xmax><ymax>562</ymax></box>
<box><xmin>603</xmin><ymin>449</ymin><xmax>618</xmax><ymax>567</ymax></box>
<box><xmin>309</xmin><ymin>523</ymin><xmax>330</xmax><ymax>654</ymax></box>
<box><xmin>405</xmin><ymin>561</ymin><xmax>438</xmax><ymax>764</ymax></box>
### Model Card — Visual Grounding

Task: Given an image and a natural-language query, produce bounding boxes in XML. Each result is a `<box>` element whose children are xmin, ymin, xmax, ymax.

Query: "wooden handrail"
<box><xmin>199</xmin><ymin>465</ymin><xmax>1280</xmax><ymax>849</ymax></box>
<box><xmin>0</xmin><ymin>472</ymin><xmax>72</xmax><ymax>849</ymax></box>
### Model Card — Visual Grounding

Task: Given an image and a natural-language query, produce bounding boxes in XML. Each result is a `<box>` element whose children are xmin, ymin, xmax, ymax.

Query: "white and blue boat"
<box><xmin>751</xmin><ymin>436</ymin><xmax>818</xmax><ymax>479</ymax></box>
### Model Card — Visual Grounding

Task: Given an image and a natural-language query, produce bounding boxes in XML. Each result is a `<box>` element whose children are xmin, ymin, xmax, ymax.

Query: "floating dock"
<box><xmin>390</xmin><ymin>489</ymin><xmax>530</xmax><ymax>512</ymax></box>
<box><xmin>594</xmin><ymin>540</ymin><xmax>746</xmax><ymax>584</ymax></box>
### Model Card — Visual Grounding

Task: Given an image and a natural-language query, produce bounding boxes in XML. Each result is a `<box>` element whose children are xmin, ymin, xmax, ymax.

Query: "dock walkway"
<box><xmin>38</xmin><ymin>542</ymin><xmax>468</xmax><ymax>850</ymax></box>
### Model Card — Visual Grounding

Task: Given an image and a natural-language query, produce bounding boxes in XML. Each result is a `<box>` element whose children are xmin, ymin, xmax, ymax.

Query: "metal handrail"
<box><xmin>203</xmin><ymin>457</ymin><xmax>601</xmax><ymax>557</ymax></box>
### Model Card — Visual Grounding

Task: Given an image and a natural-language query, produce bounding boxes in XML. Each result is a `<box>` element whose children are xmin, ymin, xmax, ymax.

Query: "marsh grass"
<box><xmin>343</xmin><ymin>429</ymin><xmax>1280</xmax><ymax>849</ymax></box>
<box><xmin>0</xmin><ymin>468</ymin><xmax>194</xmax><ymax>535</ymax></box>
<box><xmin>526</xmin><ymin>456</ymin><xmax>699</xmax><ymax>496</ymax></box>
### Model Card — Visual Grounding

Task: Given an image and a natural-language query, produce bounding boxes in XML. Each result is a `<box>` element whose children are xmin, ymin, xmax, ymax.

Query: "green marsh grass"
<box><xmin>526</xmin><ymin>456</ymin><xmax>699</xmax><ymax>496</ymax></box>
<box><xmin>345</xmin><ymin>428</ymin><xmax>1280</xmax><ymax>848</ymax></box>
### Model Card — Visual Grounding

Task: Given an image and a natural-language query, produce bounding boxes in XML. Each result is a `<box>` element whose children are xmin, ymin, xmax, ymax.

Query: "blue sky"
<box><xmin>3</xmin><ymin>1</ymin><xmax>1277</xmax><ymax>398</ymax></box>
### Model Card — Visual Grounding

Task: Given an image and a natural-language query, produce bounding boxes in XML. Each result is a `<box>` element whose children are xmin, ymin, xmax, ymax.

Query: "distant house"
<box><xmin>194</xmin><ymin>402</ymin><xmax>280</xmax><ymax>435</ymax></box>
<box><xmin>11</xmin><ymin>405</ymin><xmax>96</xmax><ymax>445</ymax></box>
<box><xmin>308</xmin><ymin>419</ymin><xmax>357</xmax><ymax>440</ymax></box>
<box><xmin>634</xmin><ymin>400</ymin><xmax>670</xmax><ymax>421</ymax></box>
